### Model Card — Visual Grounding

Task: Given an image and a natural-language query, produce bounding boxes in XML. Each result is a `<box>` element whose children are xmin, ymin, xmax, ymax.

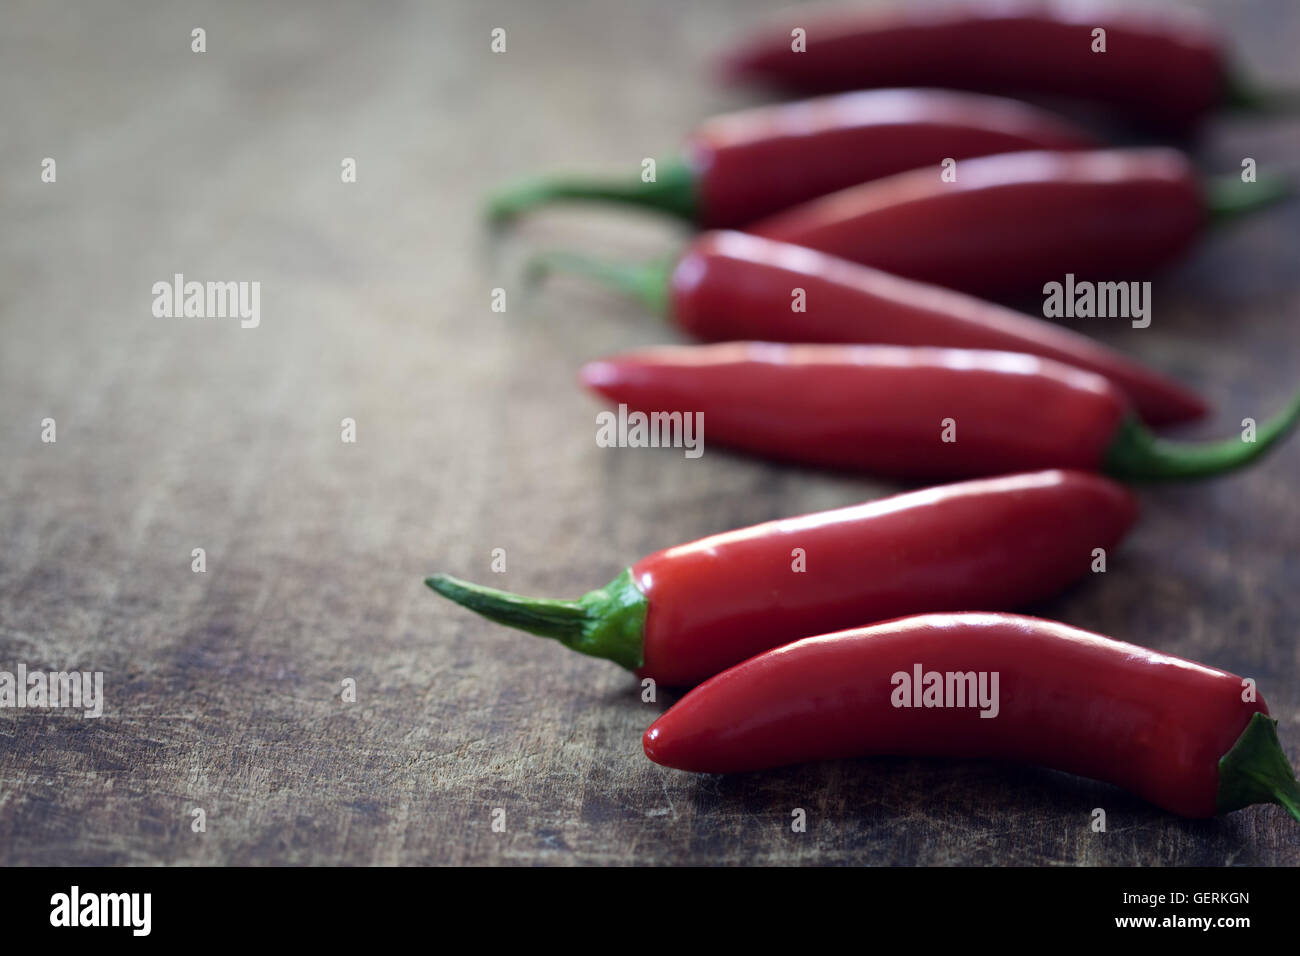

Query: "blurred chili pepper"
<box><xmin>717</xmin><ymin>0</ymin><xmax>1295</xmax><ymax>130</ymax></box>
<box><xmin>426</xmin><ymin>470</ymin><xmax>1135</xmax><ymax>686</ymax></box>
<box><xmin>531</xmin><ymin>230</ymin><xmax>1206</xmax><ymax>426</ymax></box>
<box><xmin>580</xmin><ymin>342</ymin><xmax>1300</xmax><ymax>480</ymax></box>
<box><xmin>745</xmin><ymin>149</ymin><xmax>1291</xmax><ymax>299</ymax></box>
<box><xmin>487</xmin><ymin>88</ymin><xmax>1095</xmax><ymax>225</ymax></box>
<box><xmin>643</xmin><ymin>612</ymin><xmax>1300</xmax><ymax>822</ymax></box>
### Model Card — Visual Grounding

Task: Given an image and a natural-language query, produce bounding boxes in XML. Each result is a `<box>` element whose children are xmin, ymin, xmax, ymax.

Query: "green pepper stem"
<box><xmin>486</xmin><ymin>157</ymin><xmax>698</xmax><ymax>224</ymax></box>
<box><xmin>426</xmin><ymin>573</ymin><xmax>586</xmax><ymax>638</ymax></box>
<box><xmin>1104</xmin><ymin>388</ymin><xmax>1300</xmax><ymax>480</ymax></box>
<box><xmin>1205</xmin><ymin>172</ymin><xmax>1294</xmax><ymax>227</ymax></box>
<box><xmin>1221</xmin><ymin>66</ymin><xmax>1300</xmax><ymax>114</ymax></box>
<box><xmin>425</xmin><ymin>569</ymin><xmax>648</xmax><ymax>671</ymax></box>
<box><xmin>1217</xmin><ymin>713</ymin><xmax>1300</xmax><ymax>822</ymax></box>
<box><xmin>526</xmin><ymin>251</ymin><xmax>674</xmax><ymax>314</ymax></box>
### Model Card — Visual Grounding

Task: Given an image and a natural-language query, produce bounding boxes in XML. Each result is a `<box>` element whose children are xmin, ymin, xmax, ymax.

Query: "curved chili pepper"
<box><xmin>643</xmin><ymin>612</ymin><xmax>1300</xmax><ymax>822</ymax></box>
<box><xmin>717</xmin><ymin>1</ymin><xmax>1293</xmax><ymax>130</ymax></box>
<box><xmin>579</xmin><ymin>343</ymin><xmax>1300</xmax><ymax>480</ymax></box>
<box><xmin>531</xmin><ymin>230</ymin><xmax>1206</xmax><ymax>426</ymax></box>
<box><xmin>426</xmin><ymin>470</ymin><xmax>1135</xmax><ymax>686</ymax></box>
<box><xmin>746</xmin><ymin>148</ymin><xmax>1290</xmax><ymax>299</ymax></box>
<box><xmin>487</xmin><ymin>89</ymin><xmax>1096</xmax><ymax>226</ymax></box>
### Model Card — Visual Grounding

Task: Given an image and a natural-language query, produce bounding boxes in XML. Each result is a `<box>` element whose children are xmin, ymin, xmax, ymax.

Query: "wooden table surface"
<box><xmin>2</xmin><ymin>0</ymin><xmax>1299</xmax><ymax>866</ymax></box>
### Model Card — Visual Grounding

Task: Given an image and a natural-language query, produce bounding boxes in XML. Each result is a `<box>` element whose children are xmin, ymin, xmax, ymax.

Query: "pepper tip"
<box><xmin>577</xmin><ymin>359</ymin><xmax>618</xmax><ymax>393</ymax></box>
<box><xmin>642</xmin><ymin>724</ymin><xmax>663</xmax><ymax>762</ymax></box>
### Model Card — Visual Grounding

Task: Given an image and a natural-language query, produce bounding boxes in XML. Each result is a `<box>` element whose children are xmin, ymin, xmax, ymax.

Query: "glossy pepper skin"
<box><xmin>488</xmin><ymin>89</ymin><xmax>1096</xmax><ymax>226</ymax></box>
<box><xmin>642</xmin><ymin>613</ymin><xmax>1300</xmax><ymax>820</ymax></box>
<box><xmin>718</xmin><ymin>1</ymin><xmax>1228</xmax><ymax>130</ymax></box>
<box><xmin>629</xmin><ymin>472</ymin><xmax>1133</xmax><ymax>686</ymax></box>
<box><xmin>749</xmin><ymin>149</ymin><xmax>1207</xmax><ymax>299</ymax></box>
<box><xmin>581</xmin><ymin>342</ymin><xmax>1300</xmax><ymax>481</ymax></box>
<box><xmin>694</xmin><ymin>90</ymin><xmax>1095</xmax><ymax>226</ymax></box>
<box><xmin>667</xmin><ymin>231</ymin><xmax>1205</xmax><ymax>426</ymax></box>
<box><xmin>583</xmin><ymin>344</ymin><xmax>1116</xmax><ymax>478</ymax></box>
<box><xmin>427</xmin><ymin>470</ymin><xmax>1136</xmax><ymax>686</ymax></box>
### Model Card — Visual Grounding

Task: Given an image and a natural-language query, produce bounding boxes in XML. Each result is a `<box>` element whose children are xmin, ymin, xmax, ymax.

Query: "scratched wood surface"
<box><xmin>1</xmin><ymin>0</ymin><xmax>1298</xmax><ymax>866</ymax></box>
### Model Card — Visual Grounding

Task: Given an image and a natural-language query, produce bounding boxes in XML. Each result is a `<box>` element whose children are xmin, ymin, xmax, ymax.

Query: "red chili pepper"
<box><xmin>717</xmin><ymin>1</ymin><xmax>1290</xmax><ymax>130</ymax></box>
<box><xmin>643</xmin><ymin>612</ymin><xmax>1300</xmax><ymax>822</ymax></box>
<box><xmin>580</xmin><ymin>342</ymin><xmax>1300</xmax><ymax>480</ymax></box>
<box><xmin>746</xmin><ymin>148</ymin><xmax>1290</xmax><ymax>299</ymax></box>
<box><xmin>426</xmin><ymin>470</ymin><xmax>1135</xmax><ymax>686</ymax></box>
<box><xmin>487</xmin><ymin>89</ymin><xmax>1096</xmax><ymax>226</ymax></box>
<box><xmin>532</xmin><ymin>230</ymin><xmax>1206</xmax><ymax>426</ymax></box>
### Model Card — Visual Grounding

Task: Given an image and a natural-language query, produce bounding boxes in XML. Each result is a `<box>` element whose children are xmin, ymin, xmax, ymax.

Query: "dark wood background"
<box><xmin>2</xmin><ymin>0</ymin><xmax>1298</xmax><ymax>865</ymax></box>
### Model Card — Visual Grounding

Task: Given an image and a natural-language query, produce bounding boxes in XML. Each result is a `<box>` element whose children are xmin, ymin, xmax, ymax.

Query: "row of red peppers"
<box><xmin>431</xmin><ymin>1</ymin><xmax>1300</xmax><ymax>823</ymax></box>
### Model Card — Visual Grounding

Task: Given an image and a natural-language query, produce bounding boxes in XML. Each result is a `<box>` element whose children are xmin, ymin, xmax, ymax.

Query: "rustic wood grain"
<box><xmin>1</xmin><ymin>0</ymin><xmax>1298</xmax><ymax>865</ymax></box>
